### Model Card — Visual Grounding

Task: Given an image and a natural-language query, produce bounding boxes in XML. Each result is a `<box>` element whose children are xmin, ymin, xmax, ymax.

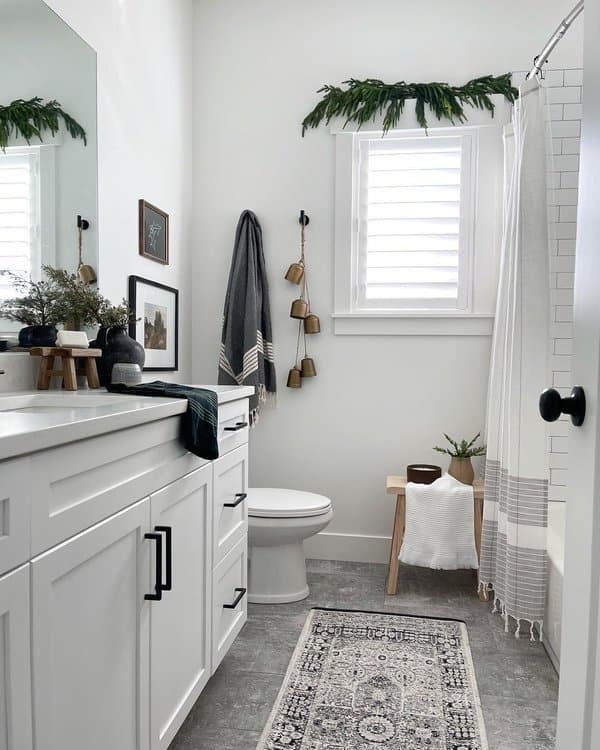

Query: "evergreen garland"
<box><xmin>302</xmin><ymin>74</ymin><xmax>518</xmax><ymax>135</ymax></box>
<box><xmin>0</xmin><ymin>97</ymin><xmax>87</xmax><ymax>150</ymax></box>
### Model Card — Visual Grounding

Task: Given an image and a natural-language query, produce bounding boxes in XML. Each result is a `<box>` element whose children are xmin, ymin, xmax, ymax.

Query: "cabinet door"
<box><xmin>0</xmin><ymin>564</ymin><xmax>32</xmax><ymax>750</ymax></box>
<box><xmin>212</xmin><ymin>445</ymin><xmax>248</xmax><ymax>566</ymax></box>
<box><xmin>0</xmin><ymin>458</ymin><xmax>31</xmax><ymax>575</ymax></box>
<box><xmin>31</xmin><ymin>498</ymin><xmax>151</xmax><ymax>750</ymax></box>
<box><xmin>212</xmin><ymin>535</ymin><xmax>247</xmax><ymax>672</ymax></box>
<box><xmin>149</xmin><ymin>465</ymin><xmax>212</xmax><ymax>750</ymax></box>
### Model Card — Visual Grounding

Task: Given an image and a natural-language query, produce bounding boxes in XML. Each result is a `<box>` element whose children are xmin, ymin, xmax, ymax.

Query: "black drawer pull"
<box><xmin>224</xmin><ymin>492</ymin><xmax>247</xmax><ymax>508</ymax></box>
<box><xmin>224</xmin><ymin>421</ymin><xmax>249</xmax><ymax>432</ymax></box>
<box><xmin>155</xmin><ymin>525</ymin><xmax>172</xmax><ymax>591</ymax></box>
<box><xmin>223</xmin><ymin>587</ymin><xmax>247</xmax><ymax>609</ymax></box>
<box><xmin>144</xmin><ymin>533</ymin><xmax>163</xmax><ymax>601</ymax></box>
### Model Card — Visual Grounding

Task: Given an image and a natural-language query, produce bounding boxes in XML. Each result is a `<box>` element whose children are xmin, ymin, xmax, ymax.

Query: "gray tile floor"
<box><xmin>170</xmin><ymin>560</ymin><xmax>559</xmax><ymax>750</ymax></box>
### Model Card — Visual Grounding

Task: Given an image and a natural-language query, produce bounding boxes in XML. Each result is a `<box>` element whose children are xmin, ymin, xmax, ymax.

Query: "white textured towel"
<box><xmin>399</xmin><ymin>473</ymin><xmax>479</xmax><ymax>570</ymax></box>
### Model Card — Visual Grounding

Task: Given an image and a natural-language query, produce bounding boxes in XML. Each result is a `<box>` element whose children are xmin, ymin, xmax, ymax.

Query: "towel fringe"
<box><xmin>482</xmin><ymin>587</ymin><xmax>544</xmax><ymax>641</ymax></box>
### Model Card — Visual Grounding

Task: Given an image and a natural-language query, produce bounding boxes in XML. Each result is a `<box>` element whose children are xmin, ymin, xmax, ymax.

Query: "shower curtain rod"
<box><xmin>526</xmin><ymin>0</ymin><xmax>584</xmax><ymax>79</ymax></box>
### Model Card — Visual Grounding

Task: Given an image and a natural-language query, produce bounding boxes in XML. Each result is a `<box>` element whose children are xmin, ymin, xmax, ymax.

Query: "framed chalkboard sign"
<box><xmin>139</xmin><ymin>199</ymin><xmax>169</xmax><ymax>265</ymax></box>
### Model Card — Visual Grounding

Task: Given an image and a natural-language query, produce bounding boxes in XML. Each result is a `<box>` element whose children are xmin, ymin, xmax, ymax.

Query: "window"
<box><xmin>355</xmin><ymin>133</ymin><xmax>474</xmax><ymax>311</ymax></box>
<box><xmin>0</xmin><ymin>148</ymin><xmax>41</xmax><ymax>300</ymax></box>
<box><xmin>333</xmin><ymin>124</ymin><xmax>505</xmax><ymax>335</ymax></box>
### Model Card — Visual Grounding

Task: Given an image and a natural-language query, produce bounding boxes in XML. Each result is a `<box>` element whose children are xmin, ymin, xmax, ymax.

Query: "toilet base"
<box><xmin>248</xmin><ymin>542</ymin><xmax>309</xmax><ymax>604</ymax></box>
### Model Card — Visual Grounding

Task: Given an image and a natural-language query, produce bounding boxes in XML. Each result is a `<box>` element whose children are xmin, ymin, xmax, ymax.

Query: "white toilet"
<box><xmin>247</xmin><ymin>488</ymin><xmax>333</xmax><ymax>604</ymax></box>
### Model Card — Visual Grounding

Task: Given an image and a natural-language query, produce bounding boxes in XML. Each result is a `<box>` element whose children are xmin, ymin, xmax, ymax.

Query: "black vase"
<box><xmin>18</xmin><ymin>324</ymin><xmax>58</xmax><ymax>348</ymax></box>
<box><xmin>91</xmin><ymin>326</ymin><xmax>145</xmax><ymax>387</ymax></box>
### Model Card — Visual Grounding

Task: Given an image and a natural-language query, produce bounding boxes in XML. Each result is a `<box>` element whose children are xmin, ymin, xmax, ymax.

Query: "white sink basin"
<box><xmin>0</xmin><ymin>393</ymin><xmax>126</xmax><ymax>413</ymax></box>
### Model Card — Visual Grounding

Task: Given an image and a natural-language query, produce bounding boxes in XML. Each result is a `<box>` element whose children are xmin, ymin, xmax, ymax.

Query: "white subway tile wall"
<box><xmin>512</xmin><ymin>68</ymin><xmax>581</xmax><ymax>503</ymax></box>
<box><xmin>545</xmin><ymin>69</ymin><xmax>581</xmax><ymax>503</ymax></box>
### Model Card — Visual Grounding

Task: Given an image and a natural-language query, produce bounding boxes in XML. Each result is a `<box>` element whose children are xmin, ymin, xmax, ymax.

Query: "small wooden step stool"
<box><xmin>30</xmin><ymin>347</ymin><xmax>102</xmax><ymax>391</ymax></box>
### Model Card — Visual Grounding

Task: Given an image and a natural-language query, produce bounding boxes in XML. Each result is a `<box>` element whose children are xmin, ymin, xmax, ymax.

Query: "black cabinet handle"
<box><xmin>223</xmin><ymin>587</ymin><xmax>247</xmax><ymax>609</ymax></box>
<box><xmin>539</xmin><ymin>386</ymin><xmax>586</xmax><ymax>426</ymax></box>
<box><xmin>144</xmin><ymin>533</ymin><xmax>163</xmax><ymax>601</ymax></box>
<box><xmin>224</xmin><ymin>493</ymin><xmax>247</xmax><ymax>508</ymax></box>
<box><xmin>224</xmin><ymin>422</ymin><xmax>249</xmax><ymax>432</ymax></box>
<box><xmin>155</xmin><ymin>525</ymin><xmax>172</xmax><ymax>591</ymax></box>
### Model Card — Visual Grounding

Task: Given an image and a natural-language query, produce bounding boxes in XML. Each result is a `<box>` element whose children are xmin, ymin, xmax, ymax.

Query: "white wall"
<box><xmin>191</xmin><ymin>0</ymin><xmax>584</xmax><ymax>561</ymax></box>
<box><xmin>42</xmin><ymin>0</ymin><xmax>193</xmax><ymax>380</ymax></box>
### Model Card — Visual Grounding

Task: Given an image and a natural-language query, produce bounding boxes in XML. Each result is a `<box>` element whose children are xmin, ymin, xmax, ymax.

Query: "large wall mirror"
<box><xmin>0</xmin><ymin>0</ymin><xmax>98</xmax><ymax>326</ymax></box>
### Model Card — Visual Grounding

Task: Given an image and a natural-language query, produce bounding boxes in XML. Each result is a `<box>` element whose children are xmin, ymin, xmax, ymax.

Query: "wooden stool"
<box><xmin>385</xmin><ymin>475</ymin><xmax>487</xmax><ymax>601</ymax></box>
<box><xmin>30</xmin><ymin>347</ymin><xmax>102</xmax><ymax>391</ymax></box>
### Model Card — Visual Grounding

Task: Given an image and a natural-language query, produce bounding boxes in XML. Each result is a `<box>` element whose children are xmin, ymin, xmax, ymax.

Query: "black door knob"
<box><xmin>539</xmin><ymin>386</ymin><xmax>586</xmax><ymax>426</ymax></box>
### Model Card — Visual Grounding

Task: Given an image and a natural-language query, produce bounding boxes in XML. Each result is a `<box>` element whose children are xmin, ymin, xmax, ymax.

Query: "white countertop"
<box><xmin>0</xmin><ymin>385</ymin><xmax>254</xmax><ymax>461</ymax></box>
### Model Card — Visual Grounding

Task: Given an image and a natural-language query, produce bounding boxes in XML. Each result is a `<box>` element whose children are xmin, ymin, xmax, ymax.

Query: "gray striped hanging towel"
<box><xmin>218</xmin><ymin>210</ymin><xmax>276</xmax><ymax>422</ymax></box>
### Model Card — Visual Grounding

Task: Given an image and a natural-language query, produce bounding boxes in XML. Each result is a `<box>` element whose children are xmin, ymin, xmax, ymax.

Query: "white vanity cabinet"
<box><xmin>0</xmin><ymin>564</ymin><xmax>33</xmax><ymax>750</ymax></box>
<box><xmin>0</xmin><ymin>392</ymin><xmax>251</xmax><ymax>750</ymax></box>
<box><xmin>31</xmin><ymin>498</ymin><xmax>151</xmax><ymax>750</ymax></box>
<box><xmin>149</xmin><ymin>464</ymin><xmax>213</xmax><ymax>750</ymax></box>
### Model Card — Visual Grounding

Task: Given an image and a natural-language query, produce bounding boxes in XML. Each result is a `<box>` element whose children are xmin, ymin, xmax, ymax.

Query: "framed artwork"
<box><xmin>129</xmin><ymin>275</ymin><xmax>178</xmax><ymax>371</ymax></box>
<box><xmin>139</xmin><ymin>199</ymin><xmax>169</xmax><ymax>264</ymax></box>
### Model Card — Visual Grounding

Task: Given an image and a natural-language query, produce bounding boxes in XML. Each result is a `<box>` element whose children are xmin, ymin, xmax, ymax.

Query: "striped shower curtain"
<box><xmin>479</xmin><ymin>79</ymin><xmax>550</xmax><ymax>640</ymax></box>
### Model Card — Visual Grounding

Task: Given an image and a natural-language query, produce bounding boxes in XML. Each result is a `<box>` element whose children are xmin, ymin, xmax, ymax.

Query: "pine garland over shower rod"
<box><xmin>0</xmin><ymin>97</ymin><xmax>87</xmax><ymax>151</ymax></box>
<box><xmin>302</xmin><ymin>74</ymin><xmax>519</xmax><ymax>135</ymax></box>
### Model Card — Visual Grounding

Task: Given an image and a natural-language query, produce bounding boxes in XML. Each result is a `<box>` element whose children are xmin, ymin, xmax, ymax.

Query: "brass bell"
<box><xmin>304</xmin><ymin>314</ymin><xmax>320</xmax><ymax>334</ymax></box>
<box><xmin>285</xmin><ymin>262</ymin><xmax>304</xmax><ymax>284</ymax></box>
<box><xmin>290</xmin><ymin>298</ymin><xmax>308</xmax><ymax>319</ymax></box>
<box><xmin>286</xmin><ymin>367</ymin><xmax>302</xmax><ymax>388</ymax></box>
<box><xmin>301</xmin><ymin>357</ymin><xmax>316</xmax><ymax>377</ymax></box>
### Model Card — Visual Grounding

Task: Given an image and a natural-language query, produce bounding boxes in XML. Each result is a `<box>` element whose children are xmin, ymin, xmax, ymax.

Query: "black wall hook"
<box><xmin>299</xmin><ymin>210</ymin><xmax>310</xmax><ymax>227</ymax></box>
<box><xmin>77</xmin><ymin>215</ymin><xmax>90</xmax><ymax>231</ymax></box>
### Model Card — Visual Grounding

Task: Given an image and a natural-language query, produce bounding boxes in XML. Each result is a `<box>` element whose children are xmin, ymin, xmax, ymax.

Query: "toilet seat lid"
<box><xmin>247</xmin><ymin>488</ymin><xmax>332</xmax><ymax>518</ymax></box>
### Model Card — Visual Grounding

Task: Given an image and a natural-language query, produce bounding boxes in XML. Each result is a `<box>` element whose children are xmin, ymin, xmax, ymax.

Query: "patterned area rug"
<box><xmin>256</xmin><ymin>608</ymin><xmax>488</xmax><ymax>749</ymax></box>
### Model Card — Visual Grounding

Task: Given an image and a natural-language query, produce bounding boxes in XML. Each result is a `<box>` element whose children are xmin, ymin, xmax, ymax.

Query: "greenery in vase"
<box><xmin>42</xmin><ymin>266</ymin><xmax>104</xmax><ymax>328</ymax></box>
<box><xmin>302</xmin><ymin>74</ymin><xmax>518</xmax><ymax>135</ymax></box>
<box><xmin>96</xmin><ymin>299</ymin><xmax>138</xmax><ymax>328</ymax></box>
<box><xmin>433</xmin><ymin>433</ymin><xmax>486</xmax><ymax>459</ymax></box>
<box><xmin>0</xmin><ymin>271</ymin><xmax>60</xmax><ymax>326</ymax></box>
<box><xmin>0</xmin><ymin>97</ymin><xmax>86</xmax><ymax>151</ymax></box>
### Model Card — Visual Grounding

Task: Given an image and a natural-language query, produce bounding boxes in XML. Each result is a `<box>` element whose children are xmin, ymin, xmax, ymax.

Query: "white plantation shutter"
<box><xmin>356</xmin><ymin>133</ymin><xmax>474</xmax><ymax>311</ymax></box>
<box><xmin>0</xmin><ymin>149</ymin><xmax>40</xmax><ymax>300</ymax></box>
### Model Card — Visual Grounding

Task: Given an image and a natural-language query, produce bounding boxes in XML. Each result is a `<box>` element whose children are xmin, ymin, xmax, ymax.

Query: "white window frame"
<box><xmin>353</xmin><ymin>131</ymin><xmax>475</xmax><ymax>314</ymax></box>
<box><xmin>332</xmin><ymin>110</ymin><xmax>509</xmax><ymax>336</ymax></box>
<box><xmin>0</xmin><ymin>144</ymin><xmax>57</xmax><ymax>333</ymax></box>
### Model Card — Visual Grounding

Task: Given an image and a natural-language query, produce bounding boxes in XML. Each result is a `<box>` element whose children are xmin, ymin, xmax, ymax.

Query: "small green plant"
<box><xmin>0</xmin><ymin>271</ymin><xmax>60</xmax><ymax>325</ymax></box>
<box><xmin>433</xmin><ymin>433</ymin><xmax>486</xmax><ymax>459</ymax></box>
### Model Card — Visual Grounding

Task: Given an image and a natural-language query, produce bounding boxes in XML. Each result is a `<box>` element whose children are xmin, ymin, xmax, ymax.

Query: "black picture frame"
<box><xmin>128</xmin><ymin>275</ymin><xmax>179</xmax><ymax>371</ymax></box>
<box><xmin>139</xmin><ymin>199</ymin><xmax>169</xmax><ymax>265</ymax></box>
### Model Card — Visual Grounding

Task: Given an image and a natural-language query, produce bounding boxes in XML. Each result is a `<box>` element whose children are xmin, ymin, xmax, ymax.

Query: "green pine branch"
<box><xmin>0</xmin><ymin>97</ymin><xmax>87</xmax><ymax>151</ymax></box>
<box><xmin>433</xmin><ymin>432</ymin><xmax>486</xmax><ymax>458</ymax></box>
<box><xmin>302</xmin><ymin>74</ymin><xmax>518</xmax><ymax>135</ymax></box>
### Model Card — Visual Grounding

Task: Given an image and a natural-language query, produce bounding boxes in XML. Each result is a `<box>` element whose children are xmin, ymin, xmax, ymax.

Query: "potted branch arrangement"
<box><xmin>0</xmin><ymin>271</ymin><xmax>60</xmax><ymax>347</ymax></box>
<box><xmin>433</xmin><ymin>433</ymin><xmax>486</xmax><ymax>485</ymax></box>
<box><xmin>42</xmin><ymin>267</ymin><xmax>143</xmax><ymax>385</ymax></box>
<box><xmin>1</xmin><ymin>267</ymin><xmax>142</xmax><ymax>386</ymax></box>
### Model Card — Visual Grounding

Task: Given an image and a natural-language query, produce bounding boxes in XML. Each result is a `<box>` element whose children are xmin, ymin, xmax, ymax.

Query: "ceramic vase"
<box><xmin>91</xmin><ymin>326</ymin><xmax>145</xmax><ymax>387</ymax></box>
<box><xmin>448</xmin><ymin>456</ymin><xmax>475</xmax><ymax>485</ymax></box>
<box><xmin>18</xmin><ymin>324</ymin><xmax>58</xmax><ymax>348</ymax></box>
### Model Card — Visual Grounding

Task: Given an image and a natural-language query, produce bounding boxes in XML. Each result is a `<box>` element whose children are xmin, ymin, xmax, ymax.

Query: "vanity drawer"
<box><xmin>30</xmin><ymin>417</ymin><xmax>205</xmax><ymax>555</ymax></box>
<box><xmin>218</xmin><ymin>399</ymin><xmax>250</xmax><ymax>456</ymax></box>
<box><xmin>212</xmin><ymin>535</ymin><xmax>247</xmax><ymax>672</ymax></box>
<box><xmin>212</xmin><ymin>445</ymin><xmax>248</xmax><ymax>566</ymax></box>
<box><xmin>0</xmin><ymin>458</ymin><xmax>31</xmax><ymax>575</ymax></box>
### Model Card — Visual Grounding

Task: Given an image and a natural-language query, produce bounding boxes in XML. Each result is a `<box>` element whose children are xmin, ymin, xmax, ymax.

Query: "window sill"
<box><xmin>332</xmin><ymin>313</ymin><xmax>494</xmax><ymax>336</ymax></box>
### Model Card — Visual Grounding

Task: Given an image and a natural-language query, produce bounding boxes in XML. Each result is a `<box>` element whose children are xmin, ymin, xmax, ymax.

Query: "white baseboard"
<box><xmin>544</xmin><ymin>637</ymin><xmax>560</xmax><ymax>675</ymax></box>
<box><xmin>303</xmin><ymin>531</ymin><xmax>392</xmax><ymax>564</ymax></box>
